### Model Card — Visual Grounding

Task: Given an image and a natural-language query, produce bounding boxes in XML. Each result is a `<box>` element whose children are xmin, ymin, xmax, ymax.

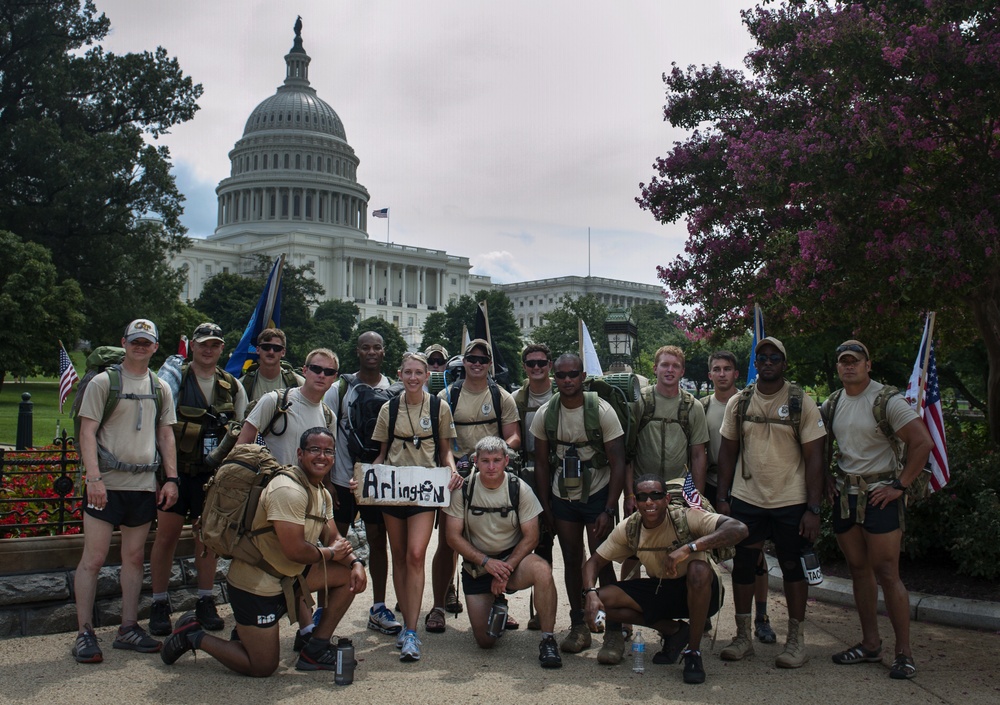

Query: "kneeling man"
<box><xmin>161</xmin><ymin>427</ymin><xmax>367</xmax><ymax>676</ymax></box>
<box><xmin>582</xmin><ymin>474</ymin><xmax>747</xmax><ymax>684</ymax></box>
<box><xmin>445</xmin><ymin>436</ymin><xmax>562</xmax><ymax>668</ymax></box>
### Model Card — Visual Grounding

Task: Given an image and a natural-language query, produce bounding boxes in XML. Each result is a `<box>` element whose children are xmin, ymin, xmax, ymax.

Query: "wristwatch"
<box><xmin>687</xmin><ymin>542</ymin><xmax>698</xmax><ymax>553</ymax></box>
<box><xmin>889</xmin><ymin>478</ymin><xmax>907</xmax><ymax>491</ymax></box>
<box><xmin>604</xmin><ymin>507</ymin><xmax>616</xmax><ymax>518</ymax></box>
<box><xmin>350</xmin><ymin>557</ymin><xmax>366</xmax><ymax>568</ymax></box>
<box><xmin>582</xmin><ymin>587</ymin><xmax>599</xmax><ymax>597</ymax></box>
<box><xmin>807</xmin><ymin>504</ymin><xmax>821</xmax><ymax>515</ymax></box>
<box><xmin>164</xmin><ymin>477</ymin><xmax>180</xmax><ymax>485</ymax></box>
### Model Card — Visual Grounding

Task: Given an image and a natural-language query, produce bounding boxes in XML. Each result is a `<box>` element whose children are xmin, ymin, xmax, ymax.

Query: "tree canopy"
<box><xmin>638</xmin><ymin>0</ymin><xmax>1000</xmax><ymax>440</ymax></box>
<box><xmin>0</xmin><ymin>0</ymin><xmax>203</xmax><ymax>344</ymax></box>
<box><xmin>530</xmin><ymin>294</ymin><xmax>610</xmax><ymax>367</ymax></box>
<box><xmin>440</xmin><ymin>291</ymin><xmax>523</xmax><ymax>385</ymax></box>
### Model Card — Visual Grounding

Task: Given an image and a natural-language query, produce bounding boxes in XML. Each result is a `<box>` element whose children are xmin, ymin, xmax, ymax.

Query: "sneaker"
<box><xmin>682</xmin><ymin>649</ymin><xmax>706</xmax><ymax>684</ymax></box>
<box><xmin>597</xmin><ymin>628</ymin><xmax>625</xmax><ymax>665</ymax></box>
<box><xmin>539</xmin><ymin>635</ymin><xmax>563</xmax><ymax>668</ymax></box>
<box><xmin>293</xmin><ymin>628</ymin><xmax>312</xmax><ymax>653</ymax></box>
<box><xmin>296</xmin><ymin>639</ymin><xmax>338</xmax><ymax>671</ymax></box>
<box><xmin>148</xmin><ymin>599</ymin><xmax>172</xmax><ymax>636</ymax></box>
<box><xmin>445</xmin><ymin>583</ymin><xmax>463</xmax><ymax>614</ymax></box>
<box><xmin>755</xmin><ymin>615</ymin><xmax>777</xmax><ymax>644</ymax></box>
<box><xmin>652</xmin><ymin>621</ymin><xmax>690</xmax><ymax>665</ymax></box>
<box><xmin>160</xmin><ymin>612</ymin><xmax>203</xmax><ymax>665</ymax></box>
<box><xmin>195</xmin><ymin>596</ymin><xmax>225</xmax><ymax>631</ymax></box>
<box><xmin>72</xmin><ymin>624</ymin><xmax>103</xmax><ymax>664</ymax></box>
<box><xmin>368</xmin><ymin>604</ymin><xmax>403</xmax><ymax>635</ymax></box>
<box><xmin>400</xmin><ymin>632</ymin><xmax>422</xmax><ymax>662</ymax></box>
<box><xmin>113</xmin><ymin>623</ymin><xmax>161</xmax><ymax>653</ymax></box>
<box><xmin>396</xmin><ymin>630</ymin><xmax>406</xmax><ymax>649</ymax></box>
<box><xmin>560</xmin><ymin>623</ymin><xmax>592</xmax><ymax>653</ymax></box>
<box><xmin>889</xmin><ymin>653</ymin><xmax>916</xmax><ymax>680</ymax></box>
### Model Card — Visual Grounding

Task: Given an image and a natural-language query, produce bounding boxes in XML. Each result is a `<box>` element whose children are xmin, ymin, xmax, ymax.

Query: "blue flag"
<box><xmin>225</xmin><ymin>255</ymin><xmax>285</xmax><ymax>375</ymax></box>
<box><xmin>746</xmin><ymin>304</ymin><xmax>765</xmax><ymax>384</ymax></box>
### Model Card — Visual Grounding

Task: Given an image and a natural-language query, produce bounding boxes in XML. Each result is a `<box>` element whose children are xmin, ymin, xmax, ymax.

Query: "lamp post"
<box><xmin>604</xmin><ymin>308</ymin><xmax>637</xmax><ymax>373</ymax></box>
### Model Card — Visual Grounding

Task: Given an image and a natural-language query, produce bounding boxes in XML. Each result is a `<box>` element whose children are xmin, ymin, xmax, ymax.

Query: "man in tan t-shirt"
<box><xmin>444</xmin><ymin>437</ymin><xmax>561</xmax><ymax>668</ymax></box>
<box><xmin>161</xmin><ymin>427</ymin><xmax>367</xmax><ymax>677</ymax></box>
<box><xmin>716</xmin><ymin>336</ymin><xmax>826</xmax><ymax>669</ymax></box>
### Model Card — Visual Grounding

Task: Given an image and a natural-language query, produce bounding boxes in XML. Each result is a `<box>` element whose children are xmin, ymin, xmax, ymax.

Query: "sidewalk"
<box><xmin>0</xmin><ymin>551</ymin><xmax>996</xmax><ymax>705</ymax></box>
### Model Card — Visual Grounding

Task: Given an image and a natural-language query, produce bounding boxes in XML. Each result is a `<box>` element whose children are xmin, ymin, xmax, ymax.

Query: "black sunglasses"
<box><xmin>306</xmin><ymin>363</ymin><xmax>338</xmax><ymax>377</ymax></box>
<box><xmin>755</xmin><ymin>353</ymin><xmax>784</xmax><ymax>364</ymax></box>
<box><xmin>835</xmin><ymin>343</ymin><xmax>866</xmax><ymax>356</ymax></box>
<box><xmin>554</xmin><ymin>370</ymin><xmax>583</xmax><ymax>379</ymax></box>
<box><xmin>259</xmin><ymin>343</ymin><xmax>284</xmax><ymax>353</ymax></box>
<box><xmin>635</xmin><ymin>490</ymin><xmax>668</xmax><ymax>502</ymax></box>
<box><xmin>427</xmin><ymin>357</ymin><xmax>447</xmax><ymax>365</ymax></box>
<box><xmin>464</xmin><ymin>355</ymin><xmax>490</xmax><ymax>365</ymax></box>
<box><xmin>524</xmin><ymin>359</ymin><xmax>549</xmax><ymax>368</ymax></box>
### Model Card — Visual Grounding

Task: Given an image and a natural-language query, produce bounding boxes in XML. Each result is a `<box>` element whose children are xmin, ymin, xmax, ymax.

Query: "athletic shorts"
<box><xmin>332</xmin><ymin>483</ymin><xmax>384</xmax><ymax>527</ymax></box>
<box><xmin>615</xmin><ymin>574</ymin><xmax>721</xmax><ymax>625</ymax></box>
<box><xmin>380</xmin><ymin>504</ymin><xmax>437</xmax><ymax>521</ymax></box>
<box><xmin>731</xmin><ymin>497</ymin><xmax>809</xmax><ymax>556</ymax></box>
<box><xmin>84</xmin><ymin>489</ymin><xmax>156</xmax><ymax>527</ymax></box>
<box><xmin>832</xmin><ymin>494</ymin><xmax>902</xmax><ymax>535</ymax></box>
<box><xmin>162</xmin><ymin>473</ymin><xmax>210</xmax><ymax>519</ymax></box>
<box><xmin>550</xmin><ymin>486</ymin><xmax>610</xmax><ymax>525</ymax></box>
<box><xmin>227</xmin><ymin>583</ymin><xmax>287</xmax><ymax>628</ymax></box>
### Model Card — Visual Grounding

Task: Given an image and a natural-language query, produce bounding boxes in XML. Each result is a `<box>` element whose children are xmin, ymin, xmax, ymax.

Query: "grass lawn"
<box><xmin>0</xmin><ymin>382</ymin><xmax>74</xmax><ymax>447</ymax></box>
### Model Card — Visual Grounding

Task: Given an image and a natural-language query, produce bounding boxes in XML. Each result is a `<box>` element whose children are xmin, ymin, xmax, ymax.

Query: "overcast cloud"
<box><xmin>96</xmin><ymin>0</ymin><xmax>757</xmax><ymax>289</ymax></box>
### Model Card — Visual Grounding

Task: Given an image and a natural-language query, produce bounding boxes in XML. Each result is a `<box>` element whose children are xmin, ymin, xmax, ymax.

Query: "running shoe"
<box><xmin>113</xmin><ymin>623</ymin><xmax>161</xmax><ymax>653</ymax></box>
<box><xmin>368</xmin><ymin>604</ymin><xmax>403</xmax><ymax>635</ymax></box>
<box><xmin>72</xmin><ymin>624</ymin><xmax>103</xmax><ymax>664</ymax></box>
<box><xmin>160</xmin><ymin>612</ymin><xmax>203</xmax><ymax>665</ymax></box>
<box><xmin>296</xmin><ymin>640</ymin><xmax>338</xmax><ymax>671</ymax></box>
<box><xmin>539</xmin><ymin>635</ymin><xmax>563</xmax><ymax>668</ymax></box>
<box><xmin>195</xmin><ymin>596</ymin><xmax>225</xmax><ymax>631</ymax></box>
<box><xmin>148</xmin><ymin>599</ymin><xmax>172</xmax><ymax>636</ymax></box>
<box><xmin>400</xmin><ymin>632</ymin><xmax>422</xmax><ymax>662</ymax></box>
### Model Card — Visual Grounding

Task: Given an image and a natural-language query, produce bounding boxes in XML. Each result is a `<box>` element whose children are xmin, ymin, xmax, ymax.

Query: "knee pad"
<box><xmin>776</xmin><ymin>547</ymin><xmax>806</xmax><ymax>582</ymax></box>
<box><xmin>732</xmin><ymin>545</ymin><xmax>760</xmax><ymax>585</ymax></box>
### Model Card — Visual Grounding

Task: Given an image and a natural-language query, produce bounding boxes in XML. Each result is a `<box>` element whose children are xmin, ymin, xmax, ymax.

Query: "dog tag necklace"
<box><xmin>405</xmin><ymin>396</ymin><xmax>426</xmax><ymax>448</ymax></box>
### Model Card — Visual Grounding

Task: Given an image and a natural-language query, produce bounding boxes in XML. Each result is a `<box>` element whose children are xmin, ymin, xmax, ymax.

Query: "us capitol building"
<box><xmin>173</xmin><ymin>22</ymin><xmax>661</xmax><ymax>345</ymax></box>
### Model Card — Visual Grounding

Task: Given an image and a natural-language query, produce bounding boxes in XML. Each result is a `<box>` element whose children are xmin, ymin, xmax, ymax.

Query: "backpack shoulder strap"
<box><xmin>448</xmin><ymin>379</ymin><xmax>464</xmax><ymax>410</ymax></box>
<box><xmin>543</xmin><ymin>392</ymin><xmax>561</xmax><ymax>445</ymax></box>
<box><xmin>387</xmin><ymin>395</ymin><xmax>401</xmax><ymax>445</ymax></box>
<box><xmin>677</xmin><ymin>390</ymin><xmax>696</xmax><ymax>443</ymax></box>
<box><xmin>508</xmin><ymin>471</ymin><xmax>521</xmax><ymax>524</ymax></box>
<box><xmin>637</xmin><ymin>385</ymin><xmax>656</xmax><ymax>432</ymax></box>
<box><xmin>488</xmin><ymin>380</ymin><xmax>504</xmax><ymax>437</ymax></box>
<box><xmin>429</xmin><ymin>394</ymin><xmax>442</xmax><ymax>465</ymax></box>
<box><xmin>700</xmin><ymin>395</ymin><xmax>711</xmax><ymax>412</ymax></box>
<box><xmin>788</xmin><ymin>383</ymin><xmax>804</xmax><ymax>442</ymax></box>
<box><xmin>513</xmin><ymin>385</ymin><xmax>529</xmax><ymax>419</ymax></box>
<box><xmin>625</xmin><ymin>511</ymin><xmax>643</xmax><ymax>554</ymax></box>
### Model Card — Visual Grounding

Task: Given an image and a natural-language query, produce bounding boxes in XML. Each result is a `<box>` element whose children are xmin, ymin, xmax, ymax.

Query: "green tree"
<box><xmin>193</xmin><ymin>273</ymin><xmax>258</xmax><ymax>336</ymax></box>
<box><xmin>418</xmin><ymin>311</ymin><xmax>450</xmax><ymax>353</ymax></box>
<box><xmin>308</xmin><ymin>300</ymin><xmax>360</xmax><ymax>367</ymax></box>
<box><xmin>0</xmin><ymin>1</ymin><xmax>203</xmax><ymax>345</ymax></box>
<box><xmin>630</xmin><ymin>301</ymin><xmax>687</xmax><ymax>378</ymax></box>
<box><xmin>531</xmin><ymin>294</ymin><xmax>609</xmax><ymax>366</ymax></box>
<box><xmin>442</xmin><ymin>291</ymin><xmax>523</xmax><ymax>385</ymax></box>
<box><xmin>0</xmin><ymin>232</ymin><xmax>85</xmax><ymax>389</ymax></box>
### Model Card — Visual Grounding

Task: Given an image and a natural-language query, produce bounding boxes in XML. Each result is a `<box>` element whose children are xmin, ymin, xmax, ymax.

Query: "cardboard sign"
<box><xmin>353</xmin><ymin>463</ymin><xmax>451</xmax><ymax>507</ymax></box>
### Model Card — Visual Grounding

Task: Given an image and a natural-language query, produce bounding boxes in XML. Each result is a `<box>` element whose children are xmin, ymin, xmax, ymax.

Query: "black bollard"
<box><xmin>16</xmin><ymin>392</ymin><xmax>33</xmax><ymax>450</ymax></box>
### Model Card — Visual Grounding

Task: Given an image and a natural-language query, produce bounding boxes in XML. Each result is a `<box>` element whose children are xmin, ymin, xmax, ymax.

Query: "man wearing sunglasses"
<box><xmin>530</xmin><ymin>353</ymin><xmax>626</xmax><ymax>663</ymax></box>
<box><xmin>238</xmin><ymin>348</ymin><xmax>338</xmax><ymax>465</ymax></box>
<box><xmin>582</xmin><ymin>474</ymin><xmax>748</xmax><ymax>683</ymax></box>
<box><xmin>240</xmin><ymin>328</ymin><xmax>305</xmax><ymax>402</ymax></box>
<box><xmin>716</xmin><ymin>336</ymin><xmax>826</xmax><ymax>670</ymax></box>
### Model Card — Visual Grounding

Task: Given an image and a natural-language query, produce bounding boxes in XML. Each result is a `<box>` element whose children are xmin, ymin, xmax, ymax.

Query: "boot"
<box><xmin>720</xmin><ymin>613</ymin><xmax>755</xmax><ymax>661</ymax></box>
<box><xmin>775</xmin><ymin>617</ymin><xmax>808</xmax><ymax>668</ymax></box>
<box><xmin>560</xmin><ymin>622</ymin><xmax>592</xmax><ymax>653</ymax></box>
<box><xmin>597</xmin><ymin>628</ymin><xmax>625</xmax><ymax>664</ymax></box>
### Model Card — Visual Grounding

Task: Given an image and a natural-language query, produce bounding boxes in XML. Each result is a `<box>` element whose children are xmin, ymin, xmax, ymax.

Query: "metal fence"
<box><xmin>0</xmin><ymin>431</ymin><xmax>81</xmax><ymax>537</ymax></box>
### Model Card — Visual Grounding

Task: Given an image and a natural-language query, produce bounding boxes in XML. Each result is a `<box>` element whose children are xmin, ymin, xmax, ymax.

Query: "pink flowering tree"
<box><xmin>639</xmin><ymin>0</ymin><xmax>1000</xmax><ymax>442</ymax></box>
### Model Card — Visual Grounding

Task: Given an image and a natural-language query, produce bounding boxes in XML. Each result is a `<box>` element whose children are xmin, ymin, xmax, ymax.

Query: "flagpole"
<box><xmin>387</xmin><ymin>210</ymin><xmax>390</xmax><ymax>244</ymax></box>
<box><xmin>588</xmin><ymin>227</ymin><xmax>591</xmax><ymax>277</ymax></box>
<box><xmin>480</xmin><ymin>300</ymin><xmax>495</xmax><ymax>377</ymax></box>
<box><xmin>916</xmin><ymin>312</ymin><xmax>936</xmax><ymax>409</ymax></box>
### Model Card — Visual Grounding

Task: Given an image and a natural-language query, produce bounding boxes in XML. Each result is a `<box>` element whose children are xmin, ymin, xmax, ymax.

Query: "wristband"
<box><xmin>163</xmin><ymin>476</ymin><xmax>180</xmax><ymax>485</ymax></box>
<box><xmin>625</xmin><ymin>494</ymin><xmax>635</xmax><ymax>500</ymax></box>
<box><xmin>85</xmin><ymin>476</ymin><xmax>104</xmax><ymax>484</ymax></box>
<box><xmin>350</xmin><ymin>557</ymin><xmax>366</xmax><ymax>568</ymax></box>
<box><xmin>481</xmin><ymin>555</ymin><xmax>490</xmax><ymax>567</ymax></box>
<box><xmin>582</xmin><ymin>587</ymin><xmax>599</xmax><ymax>597</ymax></box>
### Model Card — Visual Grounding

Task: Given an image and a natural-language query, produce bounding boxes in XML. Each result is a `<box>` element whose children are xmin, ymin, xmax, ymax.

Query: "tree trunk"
<box><xmin>971</xmin><ymin>290</ymin><xmax>1000</xmax><ymax>446</ymax></box>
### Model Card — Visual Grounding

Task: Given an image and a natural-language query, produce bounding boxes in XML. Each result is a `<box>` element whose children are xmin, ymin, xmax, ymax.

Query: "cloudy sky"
<box><xmin>97</xmin><ymin>0</ymin><xmax>757</xmax><ymax>289</ymax></box>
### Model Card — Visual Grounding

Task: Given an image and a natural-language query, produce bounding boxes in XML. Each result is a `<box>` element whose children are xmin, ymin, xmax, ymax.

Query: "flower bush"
<box><xmin>0</xmin><ymin>445</ymin><xmax>82</xmax><ymax>538</ymax></box>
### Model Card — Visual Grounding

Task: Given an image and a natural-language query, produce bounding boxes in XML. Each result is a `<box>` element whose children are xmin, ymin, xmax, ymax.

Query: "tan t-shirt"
<box><xmin>704</xmin><ymin>394</ymin><xmax>741</xmax><ymax>487</ymax></box>
<box><xmin>444</xmin><ymin>474</ymin><xmax>543</xmax><ymax>575</ymax></box>
<box><xmin>226</xmin><ymin>472</ymin><xmax>333</xmax><ymax>596</ymax></box>
<box><xmin>78</xmin><ymin>369</ymin><xmax>177</xmax><ymax>492</ymax></box>
<box><xmin>633</xmin><ymin>388</ymin><xmax>709</xmax><ymax>480</ymax></box>
<box><xmin>242</xmin><ymin>370</ymin><xmax>306</xmax><ymax>403</ymax></box>
<box><xmin>720</xmin><ymin>382</ymin><xmax>826</xmax><ymax>508</ymax></box>
<box><xmin>823</xmin><ymin>381</ymin><xmax>919</xmax><ymax>492</ymax></box>
<box><xmin>440</xmin><ymin>384</ymin><xmax>519</xmax><ymax>456</ymax></box>
<box><xmin>597</xmin><ymin>509</ymin><xmax>722</xmax><ymax>579</ymax></box>
<box><xmin>372</xmin><ymin>392</ymin><xmax>457</xmax><ymax>468</ymax></box>
<box><xmin>529</xmin><ymin>396</ymin><xmax>624</xmax><ymax>501</ymax></box>
<box><xmin>244</xmin><ymin>388</ymin><xmax>336</xmax><ymax>465</ymax></box>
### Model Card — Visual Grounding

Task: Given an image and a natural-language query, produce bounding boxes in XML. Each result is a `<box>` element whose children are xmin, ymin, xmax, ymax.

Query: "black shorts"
<box><xmin>227</xmin><ymin>583</ymin><xmax>287</xmax><ymax>628</ymax></box>
<box><xmin>162</xmin><ymin>473</ymin><xmax>210</xmax><ymax>520</ymax></box>
<box><xmin>702</xmin><ymin>483</ymin><xmax>718</xmax><ymax>507</ymax></box>
<box><xmin>616</xmin><ymin>574</ymin><xmax>721</xmax><ymax>625</ymax></box>
<box><xmin>380</xmin><ymin>505</ymin><xmax>437</xmax><ymax>521</ymax></box>
<box><xmin>731</xmin><ymin>497</ymin><xmax>809</xmax><ymax>556</ymax></box>
<box><xmin>84</xmin><ymin>489</ymin><xmax>156</xmax><ymax>527</ymax></box>
<box><xmin>550</xmin><ymin>486</ymin><xmax>610</xmax><ymax>525</ymax></box>
<box><xmin>332</xmin><ymin>483</ymin><xmax>385</xmax><ymax>527</ymax></box>
<box><xmin>832</xmin><ymin>494</ymin><xmax>902</xmax><ymax>535</ymax></box>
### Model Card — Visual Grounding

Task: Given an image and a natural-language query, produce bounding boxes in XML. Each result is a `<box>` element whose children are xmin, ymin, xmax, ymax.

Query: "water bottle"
<box><xmin>632</xmin><ymin>628</ymin><xmax>645</xmax><ymax>674</ymax></box>
<box><xmin>800</xmin><ymin>547</ymin><xmax>823</xmax><ymax>586</ymax></box>
<box><xmin>486</xmin><ymin>595</ymin><xmax>509</xmax><ymax>638</ymax></box>
<box><xmin>563</xmin><ymin>446</ymin><xmax>582</xmax><ymax>488</ymax></box>
<box><xmin>334</xmin><ymin>637</ymin><xmax>355</xmax><ymax>685</ymax></box>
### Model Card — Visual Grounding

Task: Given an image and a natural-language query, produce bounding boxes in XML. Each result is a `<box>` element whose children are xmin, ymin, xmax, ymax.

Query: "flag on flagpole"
<box><xmin>746</xmin><ymin>303</ymin><xmax>765</xmax><ymax>384</ymax></box>
<box><xmin>579</xmin><ymin>318</ymin><xmax>604</xmax><ymax>377</ymax></box>
<box><xmin>904</xmin><ymin>313</ymin><xmax>950</xmax><ymax>492</ymax></box>
<box><xmin>225</xmin><ymin>254</ymin><xmax>285</xmax><ymax>375</ymax></box>
<box><xmin>58</xmin><ymin>342</ymin><xmax>79</xmax><ymax>414</ymax></box>
<box><xmin>681</xmin><ymin>472</ymin><xmax>704</xmax><ymax>510</ymax></box>
<box><xmin>177</xmin><ymin>335</ymin><xmax>188</xmax><ymax>359</ymax></box>
<box><xmin>372</xmin><ymin>208</ymin><xmax>389</xmax><ymax>218</ymax></box>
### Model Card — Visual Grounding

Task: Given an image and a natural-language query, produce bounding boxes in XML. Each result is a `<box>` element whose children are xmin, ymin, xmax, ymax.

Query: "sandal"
<box><xmin>424</xmin><ymin>607</ymin><xmax>446</xmax><ymax>633</ymax></box>
<box><xmin>504</xmin><ymin>615</ymin><xmax>519</xmax><ymax>631</ymax></box>
<box><xmin>832</xmin><ymin>641</ymin><xmax>883</xmax><ymax>665</ymax></box>
<box><xmin>889</xmin><ymin>653</ymin><xmax>916</xmax><ymax>680</ymax></box>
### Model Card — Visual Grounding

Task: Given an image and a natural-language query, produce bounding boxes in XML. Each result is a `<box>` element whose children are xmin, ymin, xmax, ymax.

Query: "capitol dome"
<box><xmin>211</xmin><ymin>18</ymin><xmax>370</xmax><ymax>240</ymax></box>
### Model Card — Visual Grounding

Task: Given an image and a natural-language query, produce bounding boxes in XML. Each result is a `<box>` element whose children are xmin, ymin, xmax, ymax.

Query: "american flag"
<box><xmin>681</xmin><ymin>472</ymin><xmax>704</xmax><ymax>510</ymax></box>
<box><xmin>904</xmin><ymin>315</ymin><xmax>950</xmax><ymax>491</ymax></box>
<box><xmin>372</xmin><ymin>207</ymin><xmax>389</xmax><ymax>218</ymax></box>
<box><xmin>58</xmin><ymin>342</ymin><xmax>79</xmax><ymax>414</ymax></box>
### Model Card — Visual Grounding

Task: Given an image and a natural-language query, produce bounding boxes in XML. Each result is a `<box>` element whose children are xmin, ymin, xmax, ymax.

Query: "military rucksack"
<box><xmin>173</xmin><ymin>363</ymin><xmax>239</xmax><ymax>473</ymax></box>
<box><xmin>70</xmin><ymin>346</ymin><xmax>163</xmax><ymax>441</ymax></box>
<box><xmin>731</xmin><ymin>381</ymin><xmax>804</xmax><ymax>480</ymax></box>
<box><xmin>240</xmin><ymin>360</ymin><xmax>301</xmax><ymax>400</ymax></box>
<box><xmin>386</xmin><ymin>394</ymin><xmax>443</xmax><ymax>465</ymax></box>
<box><xmin>462</xmin><ymin>470</ymin><xmax>521</xmax><ymax>527</ymax></box>
<box><xmin>339</xmin><ymin>374</ymin><xmax>404</xmax><ymax>463</ymax></box>
<box><xmin>635</xmin><ymin>385</ymin><xmax>698</xmax><ymax>467</ymax></box>
<box><xmin>447</xmin><ymin>378</ymin><xmax>504</xmax><ymax>439</ymax></box>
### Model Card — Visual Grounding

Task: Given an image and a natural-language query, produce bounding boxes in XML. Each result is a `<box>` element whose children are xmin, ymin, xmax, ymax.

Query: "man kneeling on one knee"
<box><xmin>582</xmin><ymin>474</ymin><xmax>747</xmax><ymax>684</ymax></box>
<box><xmin>445</xmin><ymin>436</ymin><xmax>563</xmax><ymax>668</ymax></box>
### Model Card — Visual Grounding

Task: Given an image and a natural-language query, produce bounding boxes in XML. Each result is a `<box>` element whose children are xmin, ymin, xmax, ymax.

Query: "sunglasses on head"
<box><xmin>635</xmin><ymin>490</ymin><xmax>667</xmax><ymax>502</ymax></box>
<box><xmin>835</xmin><ymin>343</ymin><xmax>866</xmax><ymax>356</ymax></box>
<box><xmin>554</xmin><ymin>370</ymin><xmax>582</xmax><ymax>379</ymax></box>
<box><xmin>524</xmin><ymin>359</ymin><xmax>549</xmax><ymax>368</ymax></box>
<box><xmin>755</xmin><ymin>353</ymin><xmax>784</xmax><ymax>364</ymax></box>
<box><xmin>306</xmin><ymin>363</ymin><xmax>338</xmax><ymax>377</ymax></box>
<box><xmin>464</xmin><ymin>355</ymin><xmax>490</xmax><ymax>365</ymax></box>
<box><xmin>259</xmin><ymin>343</ymin><xmax>284</xmax><ymax>353</ymax></box>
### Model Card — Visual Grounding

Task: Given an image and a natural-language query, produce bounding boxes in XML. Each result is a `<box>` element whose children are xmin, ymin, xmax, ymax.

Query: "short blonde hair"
<box><xmin>304</xmin><ymin>348</ymin><xmax>338</xmax><ymax>366</ymax></box>
<box><xmin>654</xmin><ymin>345</ymin><xmax>685</xmax><ymax>368</ymax></box>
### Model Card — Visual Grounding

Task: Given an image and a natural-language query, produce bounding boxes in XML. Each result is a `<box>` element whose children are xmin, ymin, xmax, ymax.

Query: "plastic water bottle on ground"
<box><xmin>632</xmin><ymin>628</ymin><xmax>645</xmax><ymax>673</ymax></box>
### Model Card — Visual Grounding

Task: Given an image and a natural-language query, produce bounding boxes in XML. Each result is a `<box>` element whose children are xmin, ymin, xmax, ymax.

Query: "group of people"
<box><xmin>72</xmin><ymin>317</ymin><xmax>931</xmax><ymax>685</ymax></box>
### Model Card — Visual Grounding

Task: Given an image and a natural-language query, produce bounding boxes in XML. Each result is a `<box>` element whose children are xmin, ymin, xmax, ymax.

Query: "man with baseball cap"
<box><xmin>149</xmin><ymin>322</ymin><xmax>248</xmax><ymax>636</ymax></box>
<box><xmin>715</xmin><ymin>336</ymin><xmax>827</xmax><ymax>669</ymax></box>
<box><xmin>72</xmin><ymin>319</ymin><xmax>179</xmax><ymax>663</ymax></box>
<box><xmin>425</xmin><ymin>344</ymin><xmax>450</xmax><ymax>373</ymax></box>
<box><xmin>821</xmin><ymin>340</ymin><xmax>932</xmax><ymax>679</ymax></box>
